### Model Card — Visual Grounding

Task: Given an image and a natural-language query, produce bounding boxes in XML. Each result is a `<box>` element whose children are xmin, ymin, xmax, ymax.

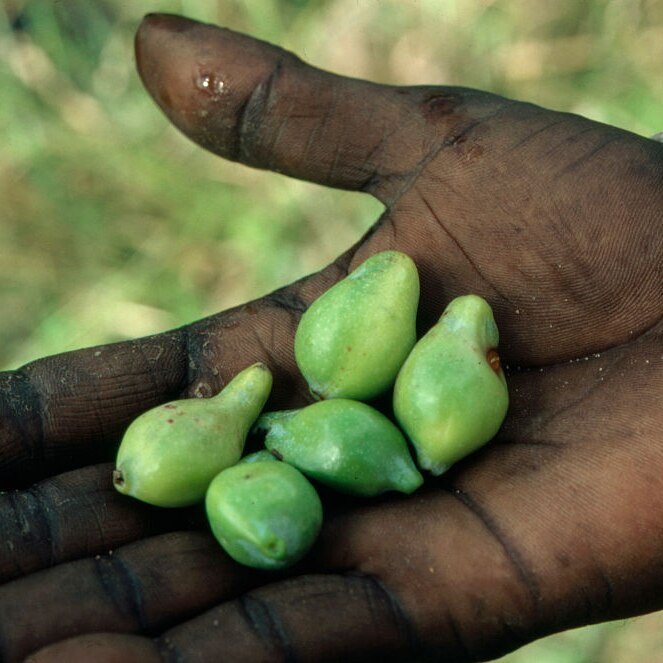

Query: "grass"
<box><xmin>1</xmin><ymin>1</ymin><xmax>662</xmax><ymax>660</ymax></box>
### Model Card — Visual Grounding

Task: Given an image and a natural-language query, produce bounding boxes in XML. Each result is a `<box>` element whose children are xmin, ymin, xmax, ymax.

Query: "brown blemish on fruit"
<box><xmin>165</xmin><ymin>404</ymin><xmax>177</xmax><ymax>410</ymax></box>
<box><xmin>487</xmin><ymin>349</ymin><xmax>501</xmax><ymax>373</ymax></box>
<box><xmin>112</xmin><ymin>469</ymin><xmax>125</xmax><ymax>487</ymax></box>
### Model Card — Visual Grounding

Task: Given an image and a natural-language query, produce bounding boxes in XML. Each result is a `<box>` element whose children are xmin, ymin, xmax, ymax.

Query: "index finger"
<box><xmin>0</xmin><ymin>271</ymin><xmax>346</xmax><ymax>487</ymax></box>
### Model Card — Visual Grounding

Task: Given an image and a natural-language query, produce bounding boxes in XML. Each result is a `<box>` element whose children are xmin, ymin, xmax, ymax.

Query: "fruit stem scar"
<box><xmin>112</xmin><ymin>469</ymin><xmax>125</xmax><ymax>487</ymax></box>
<box><xmin>486</xmin><ymin>349</ymin><xmax>501</xmax><ymax>373</ymax></box>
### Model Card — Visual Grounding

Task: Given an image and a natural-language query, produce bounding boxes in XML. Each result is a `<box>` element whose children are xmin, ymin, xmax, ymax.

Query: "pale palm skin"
<box><xmin>0</xmin><ymin>13</ymin><xmax>660</xmax><ymax>663</ymax></box>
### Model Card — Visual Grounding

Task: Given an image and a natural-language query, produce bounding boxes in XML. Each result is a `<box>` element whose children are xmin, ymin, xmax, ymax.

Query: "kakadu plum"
<box><xmin>205</xmin><ymin>460</ymin><xmax>323</xmax><ymax>570</ymax></box>
<box><xmin>113</xmin><ymin>363</ymin><xmax>272</xmax><ymax>507</ymax></box>
<box><xmin>393</xmin><ymin>295</ymin><xmax>509</xmax><ymax>475</ymax></box>
<box><xmin>294</xmin><ymin>250</ymin><xmax>419</xmax><ymax>400</ymax></box>
<box><xmin>256</xmin><ymin>399</ymin><xmax>423</xmax><ymax>496</ymax></box>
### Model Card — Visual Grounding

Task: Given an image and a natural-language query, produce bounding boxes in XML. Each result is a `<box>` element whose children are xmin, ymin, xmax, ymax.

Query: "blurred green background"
<box><xmin>0</xmin><ymin>0</ymin><xmax>662</xmax><ymax>659</ymax></box>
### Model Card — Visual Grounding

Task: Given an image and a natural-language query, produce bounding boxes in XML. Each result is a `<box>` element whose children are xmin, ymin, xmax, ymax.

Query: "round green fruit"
<box><xmin>205</xmin><ymin>460</ymin><xmax>323</xmax><ymax>570</ymax></box>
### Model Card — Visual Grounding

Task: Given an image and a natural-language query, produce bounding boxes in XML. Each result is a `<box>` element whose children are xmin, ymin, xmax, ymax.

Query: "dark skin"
<box><xmin>0</xmin><ymin>12</ymin><xmax>660</xmax><ymax>663</ymax></box>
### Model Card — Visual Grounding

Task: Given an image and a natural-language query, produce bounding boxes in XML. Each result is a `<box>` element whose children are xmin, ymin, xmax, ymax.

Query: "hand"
<box><xmin>1</xmin><ymin>12</ymin><xmax>661</xmax><ymax>662</ymax></box>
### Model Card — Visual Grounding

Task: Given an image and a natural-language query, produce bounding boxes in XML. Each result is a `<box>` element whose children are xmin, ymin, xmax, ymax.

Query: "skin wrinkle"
<box><xmin>596</xmin><ymin>567</ymin><xmax>615</xmax><ymax>614</ymax></box>
<box><xmin>1</xmin><ymin>493</ymin><xmax>24</xmax><ymax>578</ymax></box>
<box><xmin>531</xmin><ymin>368</ymin><xmax>610</xmax><ymax>432</ymax></box>
<box><xmin>312</xmin><ymin>81</ymin><xmax>339</xmax><ymax>182</ymax></box>
<box><xmin>94</xmin><ymin>553</ymin><xmax>149</xmax><ymax>632</ymax></box>
<box><xmin>443</xmin><ymin>120</ymin><xmax>483</xmax><ymax>148</ymax></box>
<box><xmin>417</xmin><ymin>191</ymin><xmax>517</xmax><ymax>309</ymax></box>
<box><xmin>262</xmin><ymin>287</ymin><xmax>309</xmax><ymax>315</ymax></box>
<box><xmin>444</xmin><ymin>608</ymin><xmax>473</xmax><ymax>661</ymax></box>
<box><xmin>348</xmin><ymin>92</ymin><xmax>448</xmax><ymax>204</ymax></box>
<box><xmin>11</xmin><ymin>367</ymin><xmax>45</xmax><ymax>468</ymax></box>
<box><xmin>504</xmin><ymin>118</ymin><xmax>568</xmax><ymax>153</ymax></box>
<box><xmin>541</xmin><ymin>123</ymin><xmax>600</xmax><ymax>159</ymax></box>
<box><xmin>356</xmin><ymin>572</ymin><xmax>423</xmax><ymax>657</ymax></box>
<box><xmin>133</xmin><ymin>342</ymin><xmax>171</xmax><ymax>405</ymax></box>
<box><xmin>5</xmin><ymin>490</ymin><xmax>50</xmax><ymax>575</ymax></box>
<box><xmin>511</xmin><ymin>318</ymin><xmax>662</xmax><ymax>380</ymax></box>
<box><xmin>85</xmin><ymin>489</ymin><xmax>111</xmax><ymax>554</ymax></box>
<box><xmin>249</xmin><ymin>325</ymin><xmax>282</xmax><ymax>373</ymax></box>
<box><xmin>182</xmin><ymin>326</ymin><xmax>204</xmax><ymax>396</ymax></box>
<box><xmin>445</xmin><ymin>486</ymin><xmax>542</xmax><ymax>610</ymax></box>
<box><xmin>558</xmin><ymin>135</ymin><xmax>623</xmax><ymax>175</ymax></box>
<box><xmin>357</xmin><ymin>168</ymin><xmax>383</xmax><ymax>196</ymax></box>
<box><xmin>238</xmin><ymin>594</ymin><xmax>298</xmax><ymax>662</ymax></box>
<box><xmin>89</xmin><ymin>374</ymin><xmax>120</xmax><ymax>450</ymax></box>
<box><xmin>26</xmin><ymin>486</ymin><xmax>59</xmax><ymax>567</ymax></box>
<box><xmin>348</xmin><ymin>111</ymin><xmax>391</xmax><ymax>197</ymax></box>
<box><xmin>391</xmin><ymin>103</ymin><xmax>517</xmax><ymax>206</ymax></box>
<box><xmin>382</xmin><ymin>214</ymin><xmax>402</xmax><ymax>249</ymax></box>
<box><xmin>267</xmin><ymin>89</ymin><xmax>299</xmax><ymax>174</ymax></box>
<box><xmin>237</xmin><ymin>57</ymin><xmax>287</xmax><ymax>166</ymax></box>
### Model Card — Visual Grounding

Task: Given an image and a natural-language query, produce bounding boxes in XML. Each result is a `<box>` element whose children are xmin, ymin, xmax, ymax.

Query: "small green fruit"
<box><xmin>294</xmin><ymin>250</ymin><xmax>419</xmax><ymax>400</ymax></box>
<box><xmin>256</xmin><ymin>399</ymin><xmax>423</xmax><ymax>496</ymax></box>
<box><xmin>113</xmin><ymin>363</ymin><xmax>272</xmax><ymax>507</ymax></box>
<box><xmin>205</xmin><ymin>460</ymin><xmax>323</xmax><ymax>570</ymax></box>
<box><xmin>393</xmin><ymin>295</ymin><xmax>509</xmax><ymax>475</ymax></box>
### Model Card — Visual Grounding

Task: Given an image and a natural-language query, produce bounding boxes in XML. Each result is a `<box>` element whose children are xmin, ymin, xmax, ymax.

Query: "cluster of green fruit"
<box><xmin>113</xmin><ymin>251</ymin><xmax>509</xmax><ymax>570</ymax></box>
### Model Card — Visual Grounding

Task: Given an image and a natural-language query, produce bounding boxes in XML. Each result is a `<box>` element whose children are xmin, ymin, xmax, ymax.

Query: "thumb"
<box><xmin>135</xmin><ymin>13</ymin><xmax>433</xmax><ymax>202</ymax></box>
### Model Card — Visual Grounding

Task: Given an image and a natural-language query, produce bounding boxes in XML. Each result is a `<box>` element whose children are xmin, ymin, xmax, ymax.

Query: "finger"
<box><xmin>26</xmin><ymin>633</ymin><xmax>161</xmax><ymax>663</ymax></box>
<box><xmin>26</xmin><ymin>574</ymin><xmax>425</xmax><ymax>663</ymax></box>
<box><xmin>0</xmin><ymin>268</ymin><xmax>348</xmax><ymax>486</ymax></box>
<box><xmin>0</xmin><ymin>463</ymin><xmax>195</xmax><ymax>583</ymax></box>
<box><xmin>0</xmin><ymin>331</ymin><xmax>187</xmax><ymax>486</ymax></box>
<box><xmin>0</xmin><ymin>530</ymin><xmax>261</xmax><ymax>662</ymax></box>
<box><xmin>135</xmin><ymin>13</ymin><xmax>431</xmax><ymax>201</ymax></box>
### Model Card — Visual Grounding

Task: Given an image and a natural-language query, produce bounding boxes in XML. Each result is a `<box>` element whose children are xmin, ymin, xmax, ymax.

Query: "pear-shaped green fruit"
<box><xmin>205</xmin><ymin>460</ymin><xmax>323</xmax><ymax>570</ymax></box>
<box><xmin>256</xmin><ymin>399</ymin><xmax>423</xmax><ymax>496</ymax></box>
<box><xmin>393</xmin><ymin>295</ymin><xmax>508</xmax><ymax>475</ymax></box>
<box><xmin>113</xmin><ymin>363</ymin><xmax>272</xmax><ymax>507</ymax></box>
<box><xmin>294</xmin><ymin>250</ymin><xmax>419</xmax><ymax>400</ymax></box>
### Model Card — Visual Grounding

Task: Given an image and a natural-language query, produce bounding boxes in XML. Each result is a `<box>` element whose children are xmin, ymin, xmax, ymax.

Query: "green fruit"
<box><xmin>113</xmin><ymin>363</ymin><xmax>272</xmax><ymax>507</ymax></box>
<box><xmin>205</xmin><ymin>460</ymin><xmax>323</xmax><ymax>570</ymax></box>
<box><xmin>294</xmin><ymin>250</ymin><xmax>419</xmax><ymax>400</ymax></box>
<box><xmin>393</xmin><ymin>295</ymin><xmax>508</xmax><ymax>475</ymax></box>
<box><xmin>256</xmin><ymin>399</ymin><xmax>423</xmax><ymax>496</ymax></box>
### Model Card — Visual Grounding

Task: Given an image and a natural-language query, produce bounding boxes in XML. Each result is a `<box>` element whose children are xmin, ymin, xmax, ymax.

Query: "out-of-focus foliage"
<box><xmin>0</xmin><ymin>2</ymin><xmax>662</xmax><ymax>657</ymax></box>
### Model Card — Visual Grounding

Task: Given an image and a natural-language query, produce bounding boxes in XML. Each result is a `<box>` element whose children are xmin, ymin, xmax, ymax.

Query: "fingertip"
<box><xmin>134</xmin><ymin>11</ymin><xmax>281</xmax><ymax>162</ymax></box>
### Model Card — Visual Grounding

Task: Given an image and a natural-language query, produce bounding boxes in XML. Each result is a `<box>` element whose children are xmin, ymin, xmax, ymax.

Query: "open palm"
<box><xmin>0</xmin><ymin>13</ymin><xmax>661</xmax><ymax>662</ymax></box>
